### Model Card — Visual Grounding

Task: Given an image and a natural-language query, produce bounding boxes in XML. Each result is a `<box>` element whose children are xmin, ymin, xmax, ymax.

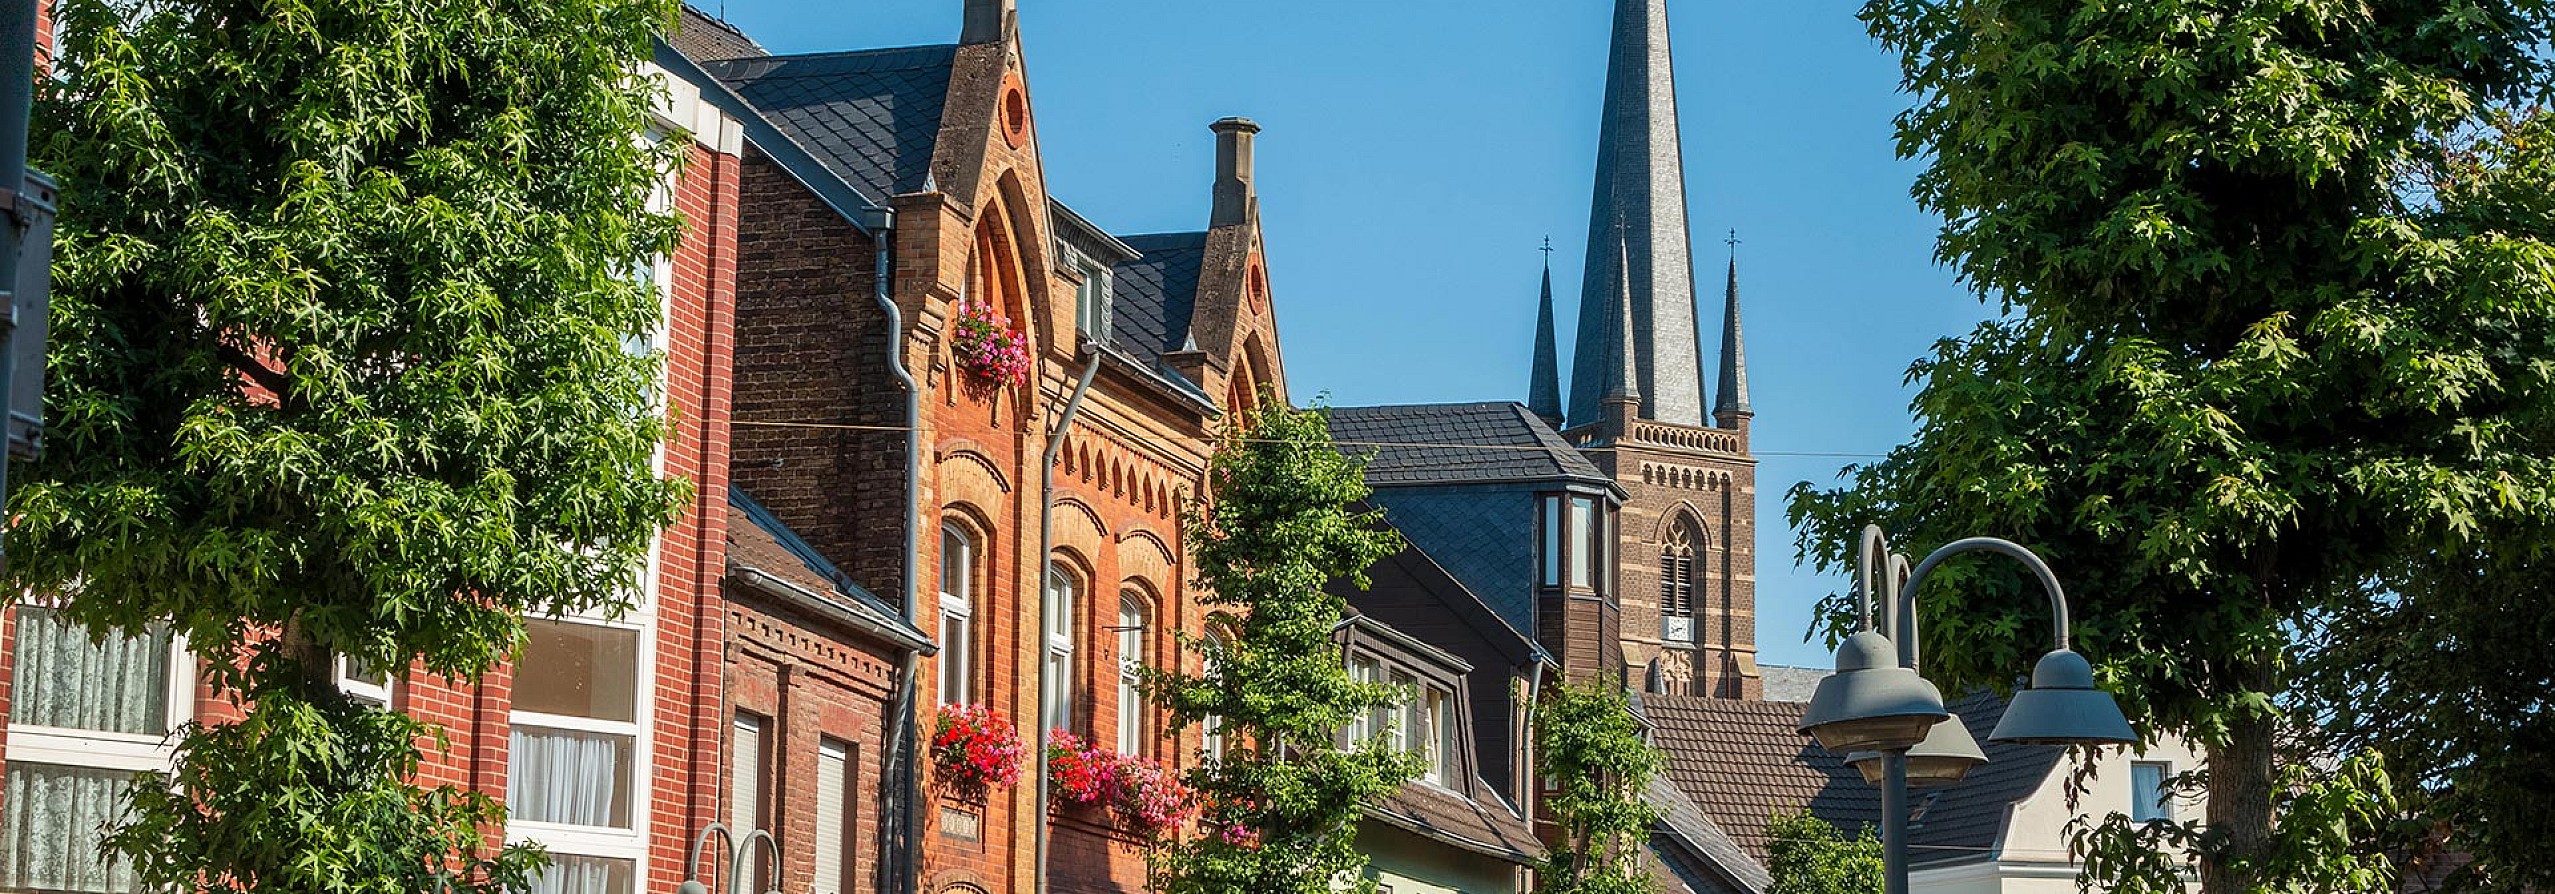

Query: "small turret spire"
<box><xmin>1714</xmin><ymin>229</ymin><xmax>1752</xmax><ymax>425</ymax></box>
<box><xmin>1528</xmin><ymin>238</ymin><xmax>1564</xmax><ymax>426</ymax></box>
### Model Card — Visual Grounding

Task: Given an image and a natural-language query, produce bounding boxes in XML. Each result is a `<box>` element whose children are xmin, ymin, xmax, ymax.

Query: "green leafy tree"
<box><xmin>15</xmin><ymin>0</ymin><xmax>687</xmax><ymax>890</ymax></box>
<box><xmin>1797</xmin><ymin>3</ymin><xmax>2555</xmax><ymax>893</ymax></box>
<box><xmin>2302</xmin><ymin>538</ymin><xmax>2555</xmax><ymax>893</ymax></box>
<box><xmin>1147</xmin><ymin>395</ymin><xmax>1414</xmax><ymax>894</ymax></box>
<box><xmin>1766</xmin><ymin>811</ymin><xmax>1881</xmax><ymax>894</ymax></box>
<box><xmin>1533</xmin><ymin>681</ymin><xmax>1661</xmax><ymax>894</ymax></box>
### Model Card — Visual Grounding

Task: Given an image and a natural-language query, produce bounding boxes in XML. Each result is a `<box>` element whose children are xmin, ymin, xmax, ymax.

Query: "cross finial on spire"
<box><xmin>1541</xmin><ymin>236</ymin><xmax>1555</xmax><ymax>261</ymax></box>
<box><xmin>1727</xmin><ymin>228</ymin><xmax>1740</xmax><ymax>252</ymax></box>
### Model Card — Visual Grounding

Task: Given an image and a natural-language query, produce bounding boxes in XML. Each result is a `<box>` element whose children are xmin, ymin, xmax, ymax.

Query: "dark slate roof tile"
<box><xmin>1110</xmin><ymin>232</ymin><xmax>1207</xmax><ymax>361</ymax></box>
<box><xmin>1327</xmin><ymin>402</ymin><xmax>1613</xmax><ymax>487</ymax></box>
<box><xmin>706</xmin><ymin>45</ymin><xmax>957</xmax><ymax>202</ymax></box>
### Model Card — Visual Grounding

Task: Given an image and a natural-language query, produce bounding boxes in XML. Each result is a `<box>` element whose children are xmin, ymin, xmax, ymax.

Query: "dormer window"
<box><xmin>1343</xmin><ymin>645</ymin><xmax>1462</xmax><ymax>788</ymax></box>
<box><xmin>1073</xmin><ymin>258</ymin><xmax>1109</xmax><ymax>337</ymax></box>
<box><xmin>1538</xmin><ymin>492</ymin><xmax>1612</xmax><ymax>596</ymax></box>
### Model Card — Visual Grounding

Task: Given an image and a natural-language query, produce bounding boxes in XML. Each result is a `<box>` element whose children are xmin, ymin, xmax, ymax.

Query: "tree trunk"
<box><xmin>2201</xmin><ymin>656</ymin><xmax>2277</xmax><ymax>894</ymax></box>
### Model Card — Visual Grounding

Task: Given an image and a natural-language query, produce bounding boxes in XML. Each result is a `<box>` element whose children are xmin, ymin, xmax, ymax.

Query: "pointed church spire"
<box><xmin>1715</xmin><ymin>230</ymin><xmax>1751</xmax><ymax>425</ymax></box>
<box><xmin>1567</xmin><ymin>0</ymin><xmax>1707</xmax><ymax>429</ymax></box>
<box><xmin>1528</xmin><ymin>239</ymin><xmax>1564</xmax><ymax>425</ymax></box>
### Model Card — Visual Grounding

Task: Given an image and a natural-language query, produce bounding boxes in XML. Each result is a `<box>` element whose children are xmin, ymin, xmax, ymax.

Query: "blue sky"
<box><xmin>708</xmin><ymin>0</ymin><xmax>1996</xmax><ymax>669</ymax></box>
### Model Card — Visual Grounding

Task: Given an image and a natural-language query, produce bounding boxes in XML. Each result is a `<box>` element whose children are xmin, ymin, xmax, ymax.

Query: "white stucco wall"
<box><xmin>1913</xmin><ymin>735</ymin><xmax>2207</xmax><ymax>894</ymax></box>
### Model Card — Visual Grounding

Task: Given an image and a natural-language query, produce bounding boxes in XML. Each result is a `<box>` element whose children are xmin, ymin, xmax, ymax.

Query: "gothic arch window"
<box><xmin>1660</xmin><ymin>513</ymin><xmax>1703</xmax><ymax>643</ymax></box>
<box><xmin>966</xmin><ymin>199</ymin><xmax>1027</xmax><ymax>320</ymax></box>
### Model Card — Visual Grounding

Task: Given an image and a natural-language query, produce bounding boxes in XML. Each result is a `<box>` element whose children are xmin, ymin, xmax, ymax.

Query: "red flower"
<box><xmin>933</xmin><ymin>704</ymin><xmax>1025</xmax><ymax>799</ymax></box>
<box><xmin>950</xmin><ymin>299</ymin><xmax>1032</xmax><ymax>387</ymax></box>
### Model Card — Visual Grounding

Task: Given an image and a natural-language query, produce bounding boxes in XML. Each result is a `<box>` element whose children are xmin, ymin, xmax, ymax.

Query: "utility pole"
<box><xmin>0</xmin><ymin>0</ymin><xmax>59</xmax><ymax>569</ymax></box>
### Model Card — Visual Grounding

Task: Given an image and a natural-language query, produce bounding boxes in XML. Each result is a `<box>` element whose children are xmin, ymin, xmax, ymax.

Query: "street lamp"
<box><xmin>678</xmin><ymin>822</ymin><xmax>784</xmax><ymax>894</ymax></box>
<box><xmin>1844</xmin><ymin>553</ymin><xmax>1984</xmax><ymax>789</ymax></box>
<box><xmin>1799</xmin><ymin>526</ymin><xmax>2136</xmax><ymax>894</ymax></box>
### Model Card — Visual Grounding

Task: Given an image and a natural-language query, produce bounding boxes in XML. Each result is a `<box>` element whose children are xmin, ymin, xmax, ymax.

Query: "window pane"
<box><xmin>2132</xmin><ymin>762</ymin><xmax>2172</xmax><ymax>822</ymax></box>
<box><xmin>1568</xmin><ymin>498</ymin><xmax>1596</xmax><ymax>589</ymax></box>
<box><xmin>1540</xmin><ymin>497</ymin><xmax>1562</xmax><ymax>587</ymax></box>
<box><xmin>508</xmin><ymin>726</ymin><xmax>636</xmax><ymax>828</ymax></box>
<box><xmin>1044</xmin><ymin>565</ymin><xmax>1076</xmax><ymax>734</ymax></box>
<box><xmin>0</xmin><ymin>763</ymin><xmax>141</xmax><ymax>894</ymax></box>
<box><xmin>516</xmin><ymin>620</ymin><xmax>638</xmax><ymax>723</ymax></box>
<box><xmin>10</xmin><ymin>606</ymin><xmax>172</xmax><ymax>735</ymax></box>
<box><xmin>940</xmin><ymin>611</ymin><xmax>971</xmax><ymax>705</ymax></box>
<box><xmin>940</xmin><ymin>526</ymin><xmax>972</xmax><ymax>605</ymax></box>
<box><xmin>528</xmin><ymin>855</ymin><xmax>634</xmax><ymax>894</ymax></box>
<box><xmin>1419</xmin><ymin>688</ymin><xmax>1445</xmax><ymax>783</ymax></box>
<box><xmin>814</xmin><ymin>741</ymin><xmax>853</xmax><ymax>894</ymax></box>
<box><xmin>940</xmin><ymin>527</ymin><xmax>974</xmax><ymax>706</ymax></box>
<box><xmin>1117</xmin><ymin>596</ymin><xmax>1146</xmax><ymax>755</ymax></box>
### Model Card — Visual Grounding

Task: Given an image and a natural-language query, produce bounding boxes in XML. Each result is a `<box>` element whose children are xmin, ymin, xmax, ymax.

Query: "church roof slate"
<box><xmin>1325</xmin><ymin>402</ymin><xmax>1614</xmax><ymax>489</ymax></box>
<box><xmin>705</xmin><ymin>45</ymin><xmax>958</xmax><ymax>204</ymax></box>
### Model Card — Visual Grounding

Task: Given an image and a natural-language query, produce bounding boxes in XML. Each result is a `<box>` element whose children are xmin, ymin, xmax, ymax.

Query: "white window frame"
<box><xmin>1115</xmin><ymin>594</ymin><xmax>1148</xmax><ymax>755</ymax></box>
<box><xmin>4</xmin><ymin>605</ymin><xmax>194</xmax><ymax>773</ymax></box>
<box><xmin>333</xmin><ymin>653</ymin><xmax>396</xmax><ymax>708</ymax></box>
<box><xmin>1043</xmin><ymin>563</ymin><xmax>1078</xmax><ymax>736</ymax></box>
<box><xmin>507</xmin><ymin>606</ymin><xmax>656</xmax><ymax>883</ymax></box>
<box><xmin>2</xmin><ymin>605</ymin><xmax>195</xmax><ymax>894</ymax></box>
<box><xmin>939</xmin><ymin>524</ymin><xmax>976</xmax><ymax>706</ymax></box>
<box><xmin>2131</xmin><ymin>760</ymin><xmax>2174</xmax><ymax>823</ymax></box>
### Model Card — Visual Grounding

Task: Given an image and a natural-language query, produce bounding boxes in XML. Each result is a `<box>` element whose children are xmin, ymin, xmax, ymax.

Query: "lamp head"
<box><xmin>676</xmin><ymin>881</ymin><xmax>711</xmax><ymax>894</ymax></box>
<box><xmin>1988</xmin><ymin>649</ymin><xmax>2137</xmax><ymax>746</ymax></box>
<box><xmin>1845</xmin><ymin>708</ymin><xmax>1987</xmax><ymax>787</ymax></box>
<box><xmin>1798</xmin><ymin>631</ymin><xmax>1951</xmax><ymax>753</ymax></box>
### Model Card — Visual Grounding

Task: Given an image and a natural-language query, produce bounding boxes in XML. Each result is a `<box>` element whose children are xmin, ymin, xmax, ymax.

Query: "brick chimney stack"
<box><xmin>1209</xmin><ymin>117</ymin><xmax>1260</xmax><ymax>228</ymax></box>
<box><xmin>960</xmin><ymin>0</ymin><xmax>1014</xmax><ymax>45</ymax></box>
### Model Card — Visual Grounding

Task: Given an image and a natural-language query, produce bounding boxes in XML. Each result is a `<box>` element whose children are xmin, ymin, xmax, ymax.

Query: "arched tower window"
<box><xmin>1660</xmin><ymin>513</ymin><xmax>1702</xmax><ymax>643</ymax></box>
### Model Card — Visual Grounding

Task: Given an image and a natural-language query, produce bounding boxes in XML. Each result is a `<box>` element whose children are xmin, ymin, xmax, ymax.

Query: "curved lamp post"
<box><xmin>678</xmin><ymin>822</ymin><xmax>784</xmax><ymax>894</ymax></box>
<box><xmin>1799</xmin><ymin>526</ymin><xmax>2136</xmax><ymax>894</ymax></box>
<box><xmin>1844</xmin><ymin>554</ymin><xmax>1987</xmax><ymax>788</ymax></box>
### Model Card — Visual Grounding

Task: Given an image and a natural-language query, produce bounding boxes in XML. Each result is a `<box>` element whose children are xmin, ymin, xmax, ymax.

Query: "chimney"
<box><xmin>961</xmin><ymin>0</ymin><xmax>1013</xmax><ymax>45</ymax></box>
<box><xmin>1209</xmin><ymin>117</ymin><xmax>1260</xmax><ymax>228</ymax></box>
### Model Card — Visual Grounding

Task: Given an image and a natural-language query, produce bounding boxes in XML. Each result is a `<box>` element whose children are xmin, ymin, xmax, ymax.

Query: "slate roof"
<box><xmin>1108</xmin><ymin>232</ymin><xmax>1207</xmax><ymax>361</ymax></box>
<box><xmin>727</xmin><ymin>488</ymin><xmax>932</xmax><ymax>653</ymax></box>
<box><xmin>1326</xmin><ymin>402</ymin><xmax>1615</xmax><ymax>488</ymax></box>
<box><xmin>668</xmin><ymin>4</ymin><xmax>765</xmax><ymax>63</ymax></box>
<box><xmin>1646</xmin><ymin>692</ymin><xmax>2067</xmax><ymax>870</ymax></box>
<box><xmin>706</xmin><ymin>45</ymin><xmax>958</xmax><ymax>205</ymax></box>
<box><xmin>1758</xmin><ymin>665</ymin><xmax>1830</xmax><ymax>704</ymax></box>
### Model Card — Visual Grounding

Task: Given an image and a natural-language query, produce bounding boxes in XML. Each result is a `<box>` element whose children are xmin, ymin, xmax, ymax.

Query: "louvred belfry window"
<box><xmin>1661</xmin><ymin>514</ymin><xmax>1702</xmax><ymax>642</ymax></box>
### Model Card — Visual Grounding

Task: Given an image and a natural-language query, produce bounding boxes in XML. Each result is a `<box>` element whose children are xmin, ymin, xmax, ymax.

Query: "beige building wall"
<box><xmin>1913</xmin><ymin>737</ymin><xmax>2207</xmax><ymax>894</ymax></box>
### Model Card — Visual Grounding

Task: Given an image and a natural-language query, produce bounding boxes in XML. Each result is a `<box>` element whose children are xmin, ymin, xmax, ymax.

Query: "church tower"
<box><xmin>1544</xmin><ymin>0</ymin><xmax>1761</xmax><ymax>699</ymax></box>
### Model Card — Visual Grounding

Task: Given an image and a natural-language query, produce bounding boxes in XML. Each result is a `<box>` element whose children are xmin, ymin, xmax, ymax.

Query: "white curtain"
<box><xmin>529</xmin><ymin>855</ymin><xmax>631</xmax><ymax>894</ymax></box>
<box><xmin>0</xmin><ymin>763</ymin><xmax>141</xmax><ymax>893</ymax></box>
<box><xmin>10</xmin><ymin>607</ymin><xmax>170</xmax><ymax>735</ymax></box>
<box><xmin>507</xmin><ymin>728</ymin><xmax>632</xmax><ymax>828</ymax></box>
